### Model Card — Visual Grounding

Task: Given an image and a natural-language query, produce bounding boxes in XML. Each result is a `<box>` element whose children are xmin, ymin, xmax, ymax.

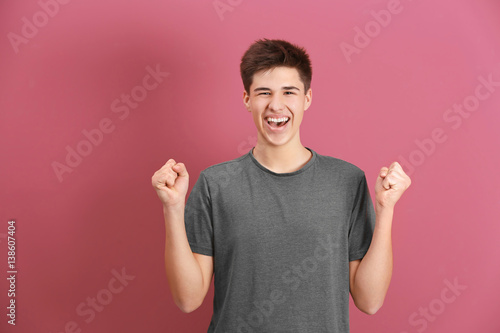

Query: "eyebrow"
<box><xmin>253</xmin><ymin>86</ymin><xmax>301</xmax><ymax>92</ymax></box>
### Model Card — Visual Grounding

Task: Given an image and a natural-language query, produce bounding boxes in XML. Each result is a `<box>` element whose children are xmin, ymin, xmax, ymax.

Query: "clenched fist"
<box><xmin>375</xmin><ymin>161</ymin><xmax>411</xmax><ymax>210</ymax></box>
<box><xmin>151</xmin><ymin>159</ymin><xmax>189</xmax><ymax>208</ymax></box>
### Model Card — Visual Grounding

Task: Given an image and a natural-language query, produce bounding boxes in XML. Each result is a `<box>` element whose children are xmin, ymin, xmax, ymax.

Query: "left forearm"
<box><xmin>352</xmin><ymin>203</ymin><xmax>394</xmax><ymax>313</ymax></box>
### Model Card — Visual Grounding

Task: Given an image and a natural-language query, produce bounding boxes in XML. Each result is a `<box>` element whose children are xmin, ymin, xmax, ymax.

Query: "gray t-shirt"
<box><xmin>184</xmin><ymin>147</ymin><xmax>376</xmax><ymax>333</ymax></box>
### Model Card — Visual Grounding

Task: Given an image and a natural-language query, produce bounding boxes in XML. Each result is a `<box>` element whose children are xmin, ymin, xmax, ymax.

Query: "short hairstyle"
<box><xmin>240</xmin><ymin>38</ymin><xmax>312</xmax><ymax>94</ymax></box>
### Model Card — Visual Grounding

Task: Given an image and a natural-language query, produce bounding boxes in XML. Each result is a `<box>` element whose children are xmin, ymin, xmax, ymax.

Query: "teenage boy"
<box><xmin>151</xmin><ymin>38</ymin><xmax>411</xmax><ymax>332</ymax></box>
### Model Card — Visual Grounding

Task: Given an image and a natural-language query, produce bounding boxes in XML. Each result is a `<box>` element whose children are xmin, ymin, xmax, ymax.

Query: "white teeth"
<box><xmin>267</xmin><ymin>117</ymin><xmax>289</xmax><ymax>123</ymax></box>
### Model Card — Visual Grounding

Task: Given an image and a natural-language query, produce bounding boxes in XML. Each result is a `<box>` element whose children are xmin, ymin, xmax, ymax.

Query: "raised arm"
<box><xmin>152</xmin><ymin>160</ymin><xmax>214</xmax><ymax>313</ymax></box>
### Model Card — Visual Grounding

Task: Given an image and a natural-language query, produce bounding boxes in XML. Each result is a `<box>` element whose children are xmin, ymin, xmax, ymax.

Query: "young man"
<box><xmin>152</xmin><ymin>39</ymin><xmax>411</xmax><ymax>332</ymax></box>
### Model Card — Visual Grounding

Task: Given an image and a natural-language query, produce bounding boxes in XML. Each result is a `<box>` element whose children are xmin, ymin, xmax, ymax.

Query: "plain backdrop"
<box><xmin>1</xmin><ymin>0</ymin><xmax>499</xmax><ymax>332</ymax></box>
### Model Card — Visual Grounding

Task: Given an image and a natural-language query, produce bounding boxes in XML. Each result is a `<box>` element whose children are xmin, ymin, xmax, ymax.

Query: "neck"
<box><xmin>252</xmin><ymin>141</ymin><xmax>312</xmax><ymax>174</ymax></box>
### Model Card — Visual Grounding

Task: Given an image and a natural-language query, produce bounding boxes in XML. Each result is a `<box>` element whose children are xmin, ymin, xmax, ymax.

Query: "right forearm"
<box><xmin>163</xmin><ymin>205</ymin><xmax>203</xmax><ymax>312</ymax></box>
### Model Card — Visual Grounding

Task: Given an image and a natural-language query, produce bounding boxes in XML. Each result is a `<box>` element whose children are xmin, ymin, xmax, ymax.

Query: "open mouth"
<box><xmin>266</xmin><ymin>117</ymin><xmax>290</xmax><ymax>129</ymax></box>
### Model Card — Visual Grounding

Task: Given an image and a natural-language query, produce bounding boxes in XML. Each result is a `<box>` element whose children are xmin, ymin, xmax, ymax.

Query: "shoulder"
<box><xmin>199</xmin><ymin>153</ymin><xmax>249</xmax><ymax>185</ymax></box>
<box><xmin>314</xmin><ymin>150</ymin><xmax>366</xmax><ymax>179</ymax></box>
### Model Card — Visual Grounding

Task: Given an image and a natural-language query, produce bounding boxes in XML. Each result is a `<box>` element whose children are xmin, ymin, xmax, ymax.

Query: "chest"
<box><xmin>211</xmin><ymin>178</ymin><xmax>351</xmax><ymax>259</ymax></box>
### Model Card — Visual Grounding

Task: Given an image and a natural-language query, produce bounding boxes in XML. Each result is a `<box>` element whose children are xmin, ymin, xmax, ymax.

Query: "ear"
<box><xmin>304</xmin><ymin>88</ymin><xmax>312</xmax><ymax>111</ymax></box>
<box><xmin>243</xmin><ymin>90</ymin><xmax>251</xmax><ymax>111</ymax></box>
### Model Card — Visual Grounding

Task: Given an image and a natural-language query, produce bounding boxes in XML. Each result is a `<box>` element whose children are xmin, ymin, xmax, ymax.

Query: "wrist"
<box><xmin>163</xmin><ymin>203</ymin><xmax>185</xmax><ymax>214</ymax></box>
<box><xmin>375</xmin><ymin>202</ymin><xmax>394</xmax><ymax>213</ymax></box>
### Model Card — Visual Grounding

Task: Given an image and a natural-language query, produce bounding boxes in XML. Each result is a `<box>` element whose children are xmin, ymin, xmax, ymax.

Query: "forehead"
<box><xmin>251</xmin><ymin>66</ymin><xmax>303</xmax><ymax>89</ymax></box>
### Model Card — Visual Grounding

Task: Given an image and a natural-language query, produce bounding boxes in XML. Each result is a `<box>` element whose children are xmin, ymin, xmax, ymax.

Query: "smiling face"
<box><xmin>243</xmin><ymin>66</ymin><xmax>312</xmax><ymax>148</ymax></box>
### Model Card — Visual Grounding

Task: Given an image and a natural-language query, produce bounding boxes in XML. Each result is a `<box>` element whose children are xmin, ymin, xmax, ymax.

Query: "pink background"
<box><xmin>1</xmin><ymin>0</ymin><xmax>500</xmax><ymax>332</ymax></box>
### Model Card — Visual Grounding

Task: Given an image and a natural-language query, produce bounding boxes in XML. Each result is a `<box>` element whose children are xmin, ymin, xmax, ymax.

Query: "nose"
<box><xmin>268</xmin><ymin>93</ymin><xmax>285</xmax><ymax>111</ymax></box>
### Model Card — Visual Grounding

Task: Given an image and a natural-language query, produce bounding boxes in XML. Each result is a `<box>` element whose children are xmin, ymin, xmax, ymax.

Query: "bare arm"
<box><xmin>152</xmin><ymin>159</ymin><xmax>214</xmax><ymax>313</ymax></box>
<box><xmin>349</xmin><ymin>204</ymin><xmax>393</xmax><ymax>314</ymax></box>
<box><xmin>350</xmin><ymin>162</ymin><xmax>411</xmax><ymax>314</ymax></box>
<box><xmin>163</xmin><ymin>205</ymin><xmax>214</xmax><ymax>313</ymax></box>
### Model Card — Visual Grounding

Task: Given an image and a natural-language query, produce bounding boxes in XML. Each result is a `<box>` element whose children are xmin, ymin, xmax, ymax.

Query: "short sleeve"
<box><xmin>348</xmin><ymin>172</ymin><xmax>376</xmax><ymax>261</ymax></box>
<box><xmin>184</xmin><ymin>171</ymin><xmax>214</xmax><ymax>256</ymax></box>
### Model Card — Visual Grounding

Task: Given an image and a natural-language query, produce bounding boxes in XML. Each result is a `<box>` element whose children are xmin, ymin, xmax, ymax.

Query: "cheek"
<box><xmin>288</xmin><ymin>102</ymin><xmax>301</xmax><ymax>116</ymax></box>
<box><xmin>249</xmin><ymin>99</ymin><xmax>260</xmax><ymax>111</ymax></box>
<box><xmin>287</xmin><ymin>98</ymin><xmax>302</xmax><ymax>110</ymax></box>
<box><xmin>252</xmin><ymin>111</ymin><xmax>263</xmax><ymax>125</ymax></box>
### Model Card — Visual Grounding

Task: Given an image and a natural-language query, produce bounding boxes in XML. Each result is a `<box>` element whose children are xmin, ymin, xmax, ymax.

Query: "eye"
<box><xmin>284</xmin><ymin>91</ymin><xmax>295</xmax><ymax>95</ymax></box>
<box><xmin>258</xmin><ymin>92</ymin><xmax>270</xmax><ymax>96</ymax></box>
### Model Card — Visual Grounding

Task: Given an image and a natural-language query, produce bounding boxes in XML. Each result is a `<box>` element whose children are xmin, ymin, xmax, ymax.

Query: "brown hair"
<box><xmin>240</xmin><ymin>38</ymin><xmax>312</xmax><ymax>94</ymax></box>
